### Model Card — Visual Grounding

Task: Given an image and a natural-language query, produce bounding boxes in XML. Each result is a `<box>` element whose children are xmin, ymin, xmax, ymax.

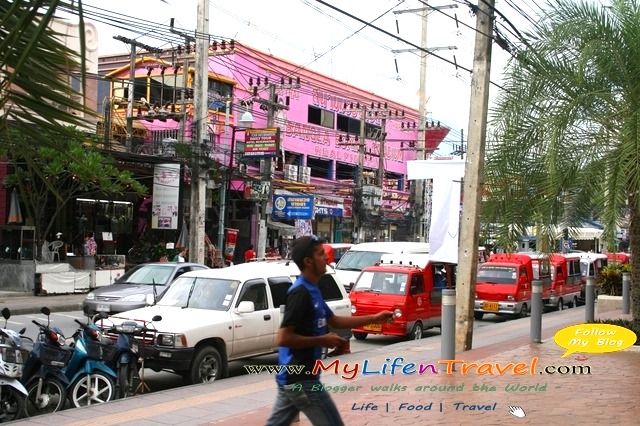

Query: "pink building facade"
<box><xmin>102</xmin><ymin>43</ymin><xmax>448</xmax><ymax>258</ymax></box>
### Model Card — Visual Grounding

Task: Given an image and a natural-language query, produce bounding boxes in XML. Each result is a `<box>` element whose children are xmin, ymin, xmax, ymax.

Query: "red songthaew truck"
<box><xmin>349</xmin><ymin>254</ymin><xmax>455</xmax><ymax>340</ymax></box>
<box><xmin>474</xmin><ymin>253</ymin><xmax>551</xmax><ymax>320</ymax></box>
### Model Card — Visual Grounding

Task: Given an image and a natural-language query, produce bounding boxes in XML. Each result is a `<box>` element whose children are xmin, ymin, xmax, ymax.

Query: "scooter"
<box><xmin>64</xmin><ymin>318</ymin><xmax>116</xmax><ymax>408</ymax></box>
<box><xmin>0</xmin><ymin>307</ymin><xmax>29</xmax><ymax>422</ymax></box>
<box><xmin>96</xmin><ymin>312</ymin><xmax>162</xmax><ymax>399</ymax></box>
<box><xmin>20</xmin><ymin>307</ymin><xmax>72</xmax><ymax>418</ymax></box>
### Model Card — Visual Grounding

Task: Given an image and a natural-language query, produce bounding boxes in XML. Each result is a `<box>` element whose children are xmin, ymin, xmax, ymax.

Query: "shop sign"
<box><xmin>314</xmin><ymin>205</ymin><xmax>343</xmax><ymax>217</ymax></box>
<box><xmin>244</xmin><ymin>181</ymin><xmax>271</xmax><ymax>201</ymax></box>
<box><xmin>244</xmin><ymin>128</ymin><xmax>279</xmax><ymax>158</ymax></box>
<box><xmin>272</xmin><ymin>195</ymin><xmax>314</xmax><ymax>220</ymax></box>
<box><xmin>151</xmin><ymin>163</ymin><xmax>180</xmax><ymax>230</ymax></box>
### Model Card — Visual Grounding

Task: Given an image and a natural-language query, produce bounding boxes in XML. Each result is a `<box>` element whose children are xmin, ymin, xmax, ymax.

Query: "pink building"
<box><xmin>100</xmin><ymin>43</ymin><xmax>448</xmax><ymax>259</ymax></box>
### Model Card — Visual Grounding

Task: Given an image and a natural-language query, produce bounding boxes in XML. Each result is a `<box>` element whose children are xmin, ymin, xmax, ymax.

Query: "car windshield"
<box><xmin>353</xmin><ymin>271</ymin><xmax>408</xmax><ymax>295</ymax></box>
<box><xmin>157</xmin><ymin>276</ymin><xmax>240</xmax><ymax>310</ymax></box>
<box><xmin>335</xmin><ymin>251</ymin><xmax>386</xmax><ymax>272</ymax></box>
<box><xmin>114</xmin><ymin>264</ymin><xmax>174</xmax><ymax>285</ymax></box>
<box><xmin>477</xmin><ymin>266</ymin><xmax>517</xmax><ymax>284</ymax></box>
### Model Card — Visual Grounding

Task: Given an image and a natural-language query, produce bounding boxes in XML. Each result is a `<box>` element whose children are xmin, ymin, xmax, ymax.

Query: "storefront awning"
<box><xmin>267</xmin><ymin>220</ymin><xmax>296</xmax><ymax>236</ymax></box>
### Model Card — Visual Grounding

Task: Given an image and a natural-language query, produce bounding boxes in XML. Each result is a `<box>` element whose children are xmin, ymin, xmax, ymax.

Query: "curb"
<box><xmin>10</xmin><ymin>303</ymin><xmax>84</xmax><ymax>316</ymax></box>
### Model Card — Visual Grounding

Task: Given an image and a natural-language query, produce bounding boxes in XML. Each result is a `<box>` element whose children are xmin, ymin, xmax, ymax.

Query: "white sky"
<box><xmin>66</xmin><ymin>0</ymin><xmax>540</xmax><ymax>155</ymax></box>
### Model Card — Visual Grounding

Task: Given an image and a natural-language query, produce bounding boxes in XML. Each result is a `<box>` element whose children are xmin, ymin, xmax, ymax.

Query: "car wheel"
<box><xmin>557</xmin><ymin>298</ymin><xmax>564</xmax><ymax>311</ymax></box>
<box><xmin>572</xmin><ymin>296</ymin><xmax>579</xmax><ymax>308</ymax></box>
<box><xmin>184</xmin><ymin>346</ymin><xmax>222</xmax><ymax>385</ymax></box>
<box><xmin>519</xmin><ymin>303</ymin><xmax>529</xmax><ymax>318</ymax></box>
<box><xmin>474</xmin><ymin>312</ymin><xmax>484</xmax><ymax>320</ymax></box>
<box><xmin>352</xmin><ymin>332</ymin><xmax>368</xmax><ymax>341</ymax></box>
<box><xmin>408</xmin><ymin>322</ymin><xmax>423</xmax><ymax>340</ymax></box>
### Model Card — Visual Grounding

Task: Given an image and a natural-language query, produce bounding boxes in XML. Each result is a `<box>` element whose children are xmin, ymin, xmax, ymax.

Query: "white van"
<box><xmin>334</xmin><ymin>242</ymin><xmax>430</xmax><ymax>291</ymax></box>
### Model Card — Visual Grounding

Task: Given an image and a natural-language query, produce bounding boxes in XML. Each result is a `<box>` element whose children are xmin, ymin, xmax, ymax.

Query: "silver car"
<box><xmin>83</xmin><ymin>262</ymin><xmax>209</xmax><ymax>315</ymax></box>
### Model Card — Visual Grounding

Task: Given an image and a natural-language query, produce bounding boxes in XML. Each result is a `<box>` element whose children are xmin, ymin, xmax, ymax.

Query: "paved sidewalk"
<box><xmin>0</xmin><ymin>291</ymin><xmax>86</xmax><ymax>315</ymax></box>
<box><xmin>9</xmin><ymin>307</ymin><xmax>638</xmax><ymax>426</ymax></box>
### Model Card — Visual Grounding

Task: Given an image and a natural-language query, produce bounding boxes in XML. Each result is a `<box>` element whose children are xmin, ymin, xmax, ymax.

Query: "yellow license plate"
<box><xmin>363</xmin><ymin>323</ymin><xmax>382</xmax><ymax>332</ymax></box>
<box><xmin>483</xmin><ymin>302</ymin><xmax>499</xmax><ymax>311</ymax></box>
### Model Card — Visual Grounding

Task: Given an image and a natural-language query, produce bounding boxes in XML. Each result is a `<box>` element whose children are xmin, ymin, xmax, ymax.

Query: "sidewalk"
<box><xmin>0</xmin><ymin>291</ymin><xmax>86</xmax><ymax>315</ymax></box>
<box><xmin>10</xmin><ymin>307</ymin><xmax>638</xmax><ymax>425</ymax></box>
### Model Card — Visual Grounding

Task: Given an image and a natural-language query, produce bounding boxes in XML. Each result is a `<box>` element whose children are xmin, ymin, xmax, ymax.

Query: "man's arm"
<box><xmin>327</xmin><ymin>311</ymin><xmax>394</xmax><ymax>330</ymax></box>
<box><xmin>277</xmin><ymin>325</ymin><xmax>346</xmax><ymax>349</ymax></box>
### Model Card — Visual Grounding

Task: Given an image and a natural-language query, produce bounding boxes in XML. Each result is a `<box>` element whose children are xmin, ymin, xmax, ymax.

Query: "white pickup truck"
<box><xmin>107</xmin><ymin>261</ymin><xmax>352</xmax><ymax>384</ymax></box>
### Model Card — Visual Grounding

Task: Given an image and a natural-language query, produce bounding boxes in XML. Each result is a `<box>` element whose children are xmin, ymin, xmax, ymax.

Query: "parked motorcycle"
<box><xmin>64</xmin><ymin>318</ymin><xmax>116</xmax><ymax>407</ymax></box>
<box><xmin>20</xmin><ymin>307</ymin><xmax>72</xmax><ymax>418</ymax></box>
<box><xmin>0</xmin><ymin>307</ymin><xmax>29</xmax><ymax>422</ymax></box>
<box><xmin>96</xmin><ymin>312</ymin><xmax>162</xmax><ymax>399</ymax></box>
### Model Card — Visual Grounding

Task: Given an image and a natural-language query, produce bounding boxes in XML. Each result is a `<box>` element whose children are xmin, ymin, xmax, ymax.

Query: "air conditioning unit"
<box><xmin>300</xmin><ymin>166</ymin><xmax>311</xmax><ymax>184</ymax></box>
<box><xmin>284</xmin><ymin>164</ymin><xmax>298</xmax><ymax>181</ymax></box>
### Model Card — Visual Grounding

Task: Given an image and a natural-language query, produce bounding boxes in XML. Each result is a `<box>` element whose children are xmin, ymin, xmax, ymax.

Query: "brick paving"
<box><xmin>9</xmin><ymin>305</ymin><xmax>639</xmax><ymax>426</ymax></box>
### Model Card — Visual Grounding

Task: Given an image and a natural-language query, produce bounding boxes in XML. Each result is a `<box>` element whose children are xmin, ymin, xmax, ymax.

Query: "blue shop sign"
<box><xmin>314</xmin><ymin>205</ymin><xmax>343</xmax><ymax>217</ymax></box>
<box><xmin>272</xmin><ymin>195</ymin><xmax>314</xmax><ymax>220</ymax></box>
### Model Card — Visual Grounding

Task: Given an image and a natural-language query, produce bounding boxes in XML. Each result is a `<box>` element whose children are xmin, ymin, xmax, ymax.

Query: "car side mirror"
<box><xmin>348</xmin><ymin>282</ymin><xmax>355</xmax><ymax>292</ymax></box>
<box><xmin>237</xmin><ymin>301</ymin><xmax>255</xmax><ymax>314</ymax></box>
<box><xmin>329</xmin><ymin>262</ymin><xmax>336</xmax><ymax>268</ymax></box>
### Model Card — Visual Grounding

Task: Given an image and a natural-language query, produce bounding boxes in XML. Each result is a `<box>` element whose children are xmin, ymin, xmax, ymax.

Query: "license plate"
<box><xmin>482</xmin><ymin>302</ymin><xmax>499</xmax><ymax>312</ymax></box>
<box><xmin>96</xmin><ymin>304</ymin><xmax>110</xmax><ymax>312</ymax></box>
<box><xmin>131</xmin><ymin>342</ymin><xmax>138</xmax><ymax>354</ymax></box>
<box><xmin>363</xmin><ymin>323</ymin><xmax>382</xmax><ymax>332</ymax></box>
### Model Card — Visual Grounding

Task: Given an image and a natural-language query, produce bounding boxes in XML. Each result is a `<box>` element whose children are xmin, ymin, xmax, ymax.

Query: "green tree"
<box><xmin>484</xmin><ymin>0</ymin><xmax>640</xmax><ymax>320</ymax></box>
<box><xmin>0</xmin><ymin>1</ymin><xmax>89</xmax><ymax>145</ymax></box>
<box><xmin>4</xmin><ymin>127</ymin><xmax>147</xmax><ymax>259</ymax></box>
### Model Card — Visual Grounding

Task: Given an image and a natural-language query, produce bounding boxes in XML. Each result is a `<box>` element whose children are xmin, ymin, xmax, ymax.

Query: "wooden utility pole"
<box><xmin>455</xmin><ymin>0</ymin><xmax>495</xmax><ymax>352</ymax></box>
<box><xmin>189</xmin><ymin>0</ymin><xmax>210</xmax><ymax>264</ymax></box>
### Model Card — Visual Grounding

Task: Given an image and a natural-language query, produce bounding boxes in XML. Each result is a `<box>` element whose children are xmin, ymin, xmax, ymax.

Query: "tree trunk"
<box><xmin>628</xmin><ymin>194</ymin><xmax>640</xmax><ymax>321</ymax></box>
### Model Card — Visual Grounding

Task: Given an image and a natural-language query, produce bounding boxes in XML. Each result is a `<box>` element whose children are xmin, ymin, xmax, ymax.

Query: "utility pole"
<box><xmin>113</xmin><ymin>36</ymin><xmax>162</xmax><ymax>152</ymax></box>
<box><xmin>189</xmin><ymin>0</ymin><xmax>210</xmax><ymax>265</ymax></box>
<box><xmin>393</xmin><ymin>3</ymin><xmax>457</xmax><ymax>241</ymax></box>
<box><xmin>456</xmin><ymin>0</ymin><xmax>495</xmax><ymax>352</ymax></box>
<box><xmin>356</xmin><ymin>106</ymin><xmax>367</xmax><ymax>244</ymax></box>
<box><xmin>253</xmin><ymin>84</ymin><xmax>289</xmax><ymax>258</ymax></box>
<box><xmin>415</xmin><ymin>6</ymin><xmax>428</xmax><ymax>242</ymax></box>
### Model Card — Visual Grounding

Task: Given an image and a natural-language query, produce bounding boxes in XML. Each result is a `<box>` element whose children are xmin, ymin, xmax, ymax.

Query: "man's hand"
<box><xmin>323</xmin><ymin>332</ymin><xmax>347</xmax><ymax>349</ymax></box>
<box><xmin>372</xmin><ymin>311</ymin><xmax>394</xmax><ymax>324</ymax></box>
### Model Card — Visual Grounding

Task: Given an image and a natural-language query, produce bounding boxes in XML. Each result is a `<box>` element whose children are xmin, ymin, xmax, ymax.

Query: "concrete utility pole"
<box><xmin>455</xmin><ymin>0</ymin><xmax>495</xmax><ymax>352</ymax></box>
<box><xmin>393</xmin><ymin>3</ymin><xmax>457</xmax><ymax>241</ymax></box>
<box><xmin>415</xmin><ymin>6</ymin><xmax>429</xmax><ymax>242</ymax></box>
<box><xmin>189</xmin><ymin>0</ymin><xmax>210</xmax><ymax>265</ymax></box>
<box><xmin>356</xmin><ymin>106</ymin><xmax>367</xmax><ymax>244</ymax></box>
<box><xmin>253</xmin><ymin>84</ymin><xmax>289</xmax><ymax>258</ymax></box>
<box><xmin>113</xmin><ymin>36</ymin><xmax>162</xmax><ymax>152</ymax></box>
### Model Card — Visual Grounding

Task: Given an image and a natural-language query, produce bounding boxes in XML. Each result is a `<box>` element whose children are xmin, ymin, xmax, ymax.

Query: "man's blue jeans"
<box><xmin>266</xmin><ymin>380</ymin><xmax>344</xmax><ymax>426</ymax></box>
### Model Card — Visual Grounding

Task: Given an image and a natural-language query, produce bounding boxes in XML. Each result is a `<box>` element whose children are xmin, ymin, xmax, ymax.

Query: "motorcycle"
<box><xmin>96</xmin><ymin>312</ymin><xmax>162</xmax><ymax>399</ymax></box>
<box><xmin>0</xmin><ymin>307</ymin><xmax>29</xmax><ymax>422</ymax></box>
<box><xmin>20</xmin><ymin>307</ymin><xmax>72</xmax><ymax>418</ymax></box>
<box><xmin>64</xmin><ymin>317</ymin><xmax>116</xmax><ymax>407</ymax></box>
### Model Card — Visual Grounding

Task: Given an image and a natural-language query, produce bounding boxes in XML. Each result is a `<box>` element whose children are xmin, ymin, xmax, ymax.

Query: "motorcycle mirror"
<box><xmin>99</xmin><ymin>312</ymin><xmax>108</xmax><ymax>319</ymax></box>
<box><xmin>41</xmin><ymin>307</ymin><xmax>51</xmax><ymax>316</ymax></box>
<box><xmin>151</xmin><ymin>315</ymin><xmax>162</xmax><ymax>322</ymax></box>
<box><xmin>19</xmin><ymin>327</ymin><xmax>26</xmax><ymax>335</ymax></box>
<box><xmin>2</xmin><ymin>307</ymin><xmax>9</xmax><ymax>328</ymax></box>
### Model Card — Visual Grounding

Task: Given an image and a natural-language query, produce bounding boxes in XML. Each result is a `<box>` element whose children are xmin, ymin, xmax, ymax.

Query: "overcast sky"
<box><xmin>68</xmin><ymin>0</ymin><xmax>542</xmax><ymax>155</ymax></box>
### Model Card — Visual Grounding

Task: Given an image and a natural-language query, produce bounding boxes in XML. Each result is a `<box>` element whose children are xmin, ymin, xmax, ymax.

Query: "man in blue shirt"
<box><xmin>266</xmin><ymin>236</ymin><xmax>393</xmax><ymax>426</ymax></box>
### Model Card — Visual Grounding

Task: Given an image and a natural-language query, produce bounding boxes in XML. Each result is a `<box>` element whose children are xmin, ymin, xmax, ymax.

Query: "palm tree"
<box><xmin>0</xmin><ymin>0</ymin><xmax>88</xmax><ymax>147</ymax></box>
<box><xmin>484</xmin><ymin>0</ymin><xmax>640</xmax><ymax>320</ymax></box>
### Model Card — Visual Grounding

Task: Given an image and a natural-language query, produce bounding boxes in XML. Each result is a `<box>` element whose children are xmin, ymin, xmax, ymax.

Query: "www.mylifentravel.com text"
<box><xmin>352</xmin><ymin>401</ymin><xmax>498</xmax><ymax>413</ymax></box>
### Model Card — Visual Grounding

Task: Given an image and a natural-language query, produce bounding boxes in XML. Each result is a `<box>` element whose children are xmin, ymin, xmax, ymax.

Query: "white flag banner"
<box><xmin>407</xmin><ymin>160</ymin><xmax>465</xmax><ymax>263</ymax></box>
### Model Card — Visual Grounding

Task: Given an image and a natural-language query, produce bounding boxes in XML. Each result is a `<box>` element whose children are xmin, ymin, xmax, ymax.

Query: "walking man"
<box><xmin>266</xmin><ymin>235</ymin><xmax>394</xmax><ymax>426</ymax></box>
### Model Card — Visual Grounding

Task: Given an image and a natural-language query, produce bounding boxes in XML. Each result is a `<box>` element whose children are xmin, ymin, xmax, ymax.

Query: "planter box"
<box><xmin>596</xmin><ymin>295</ymin><xmax>633</xmax><ymax>315</ymax></box>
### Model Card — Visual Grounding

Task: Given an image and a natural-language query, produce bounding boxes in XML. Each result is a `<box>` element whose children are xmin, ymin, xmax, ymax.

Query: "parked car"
<box><xmin>104</xmin><ymin>260</ymin><xmax>351</xmax><ymax>384</ymax></box>
<box><xmin>83</xmin><ymin>262</ymin><xmax>209</xmax><ymax>316</ymax></box>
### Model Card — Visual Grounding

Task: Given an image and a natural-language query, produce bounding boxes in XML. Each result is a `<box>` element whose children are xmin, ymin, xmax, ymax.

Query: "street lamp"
<box><xmin>216</xmin><ymin>111</ymin><xmax>254</xmax><ymax>264</ymax></box>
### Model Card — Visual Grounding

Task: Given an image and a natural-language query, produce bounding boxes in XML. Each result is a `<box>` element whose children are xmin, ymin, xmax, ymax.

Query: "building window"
<box><xmin>308</xmin><ymin>106</ymin><xmax>334</xmax><ymax>128</ymax></box>
<box><xmin>337</xmin><ymin>114</ymin><xmax>381</xmax><ymax>138</ymax></box>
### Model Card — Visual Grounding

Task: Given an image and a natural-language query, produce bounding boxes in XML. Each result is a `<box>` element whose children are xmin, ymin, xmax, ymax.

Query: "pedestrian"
<box><xmin>173</xmin><ymin>248</ymin><xmax>186</xmax><ymax>262</ymax></box>
<box><xmin>244</xmin><ymin>244</ymin><xmax>256</xmax><ymax>262</ymax></box>
<box><xmin>265</xmin><ymin>235</ymin><xmax>394</xmax><ymax>426</ymax></box>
